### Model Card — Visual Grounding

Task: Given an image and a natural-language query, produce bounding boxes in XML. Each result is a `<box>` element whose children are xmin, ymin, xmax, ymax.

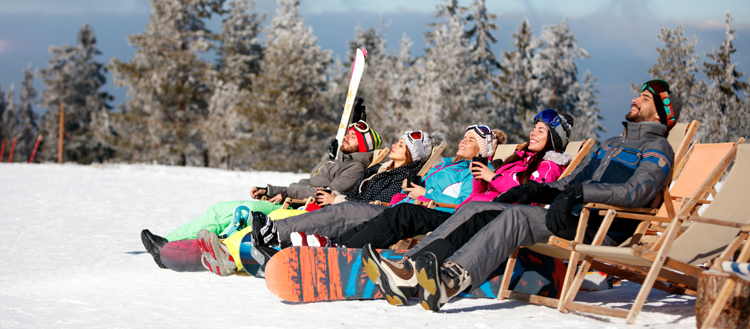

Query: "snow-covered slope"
<box><xmin>0</xmin><ymin>163</ymin><xmax>697</xmax><ymax>328</ymax></box>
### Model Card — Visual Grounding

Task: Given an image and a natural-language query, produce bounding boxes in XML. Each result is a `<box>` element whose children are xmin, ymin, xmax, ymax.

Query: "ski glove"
<box><xmin>352</xmin><ymin>97</ymin><xmax>366</xmax><ymax>122</ymax></box>
<box><xmin>327</xmin><ymin>138</ymin><xmax>338</xmax><ymax>160</ymax></box>
<box><xmin>545</xmin><ymin>183</ymin><xmax>584</xmax><ymax>235</ymax></box>
<box><xmin>492</xmin><ymin>181</ymin><xmax>560</xmax><ymax>205</ymax></box>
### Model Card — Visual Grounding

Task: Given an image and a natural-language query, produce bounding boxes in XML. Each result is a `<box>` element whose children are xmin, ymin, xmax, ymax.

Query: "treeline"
<box><xmin>0</xmin><ymin>0</ymin><xmax>746</xmax><ymax>171</ymax></box>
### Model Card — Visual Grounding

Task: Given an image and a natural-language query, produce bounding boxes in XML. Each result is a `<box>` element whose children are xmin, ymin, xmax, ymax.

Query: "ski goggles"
<box><xmin>348</xmin><ymin>120</ymin><xmax>370</xmax><ymax>133</ymax></box>
<box><xmin>640</xmin><ymin>79</ymin><xmax>676</xmax><ymax>127</ymax></box>
<box><xmin>533</xmin><ymin>108</ymin><xmax>562</xmax><ymax>128</ymax></box>
<box><xmin>404</xmin><ymin>130</ymin><xmax>427</xmax><ymax>161</ymax></box>
<box><xmin>466</xmin><ymin>125</ymin><xmax>493</xmax><ymax>157</ymax></box>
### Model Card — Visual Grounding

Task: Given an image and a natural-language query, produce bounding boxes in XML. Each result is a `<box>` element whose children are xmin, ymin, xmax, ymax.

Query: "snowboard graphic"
<box><xmin>264</xmin><ymin>246</ymin><xmax>565</xmax><ymax>303</ymax></box>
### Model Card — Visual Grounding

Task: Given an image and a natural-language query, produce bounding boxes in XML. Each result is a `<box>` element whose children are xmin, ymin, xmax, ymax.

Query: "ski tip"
<box><xmin>361</xmin><ymin>49</ymin><xmax>367</xmax><ymax>57</ymax></box>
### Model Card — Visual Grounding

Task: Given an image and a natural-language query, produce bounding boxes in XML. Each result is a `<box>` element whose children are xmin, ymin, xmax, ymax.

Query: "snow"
<box><xmin>0</xmin><ymin>163</ymin><xmax>698</xmax><ymax>328</ymax></box>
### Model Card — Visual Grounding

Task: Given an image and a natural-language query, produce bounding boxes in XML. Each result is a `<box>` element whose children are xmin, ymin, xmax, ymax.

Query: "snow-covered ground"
<box><xmin>0</xmin><ymin>163</ymin><xmax>697</xmax><ymax>328</ymax></box>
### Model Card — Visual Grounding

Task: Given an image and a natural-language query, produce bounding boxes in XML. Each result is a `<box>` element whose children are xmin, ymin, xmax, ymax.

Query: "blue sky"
<box><xmin>1</xmin><ymin>0</ymin><xmax>748</xmax><ymax>138</ymax></box>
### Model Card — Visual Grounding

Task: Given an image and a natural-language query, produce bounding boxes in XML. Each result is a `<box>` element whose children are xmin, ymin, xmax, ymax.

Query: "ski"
<box><xmin>333</xmin><ymin>48</ymin><xmax>367</xmax><ymax>160</ymax></box>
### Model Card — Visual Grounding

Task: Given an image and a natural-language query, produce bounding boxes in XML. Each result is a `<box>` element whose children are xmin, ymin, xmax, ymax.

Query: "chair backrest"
<box><xmin>669</xmin><ymin>142</ymin><xmax>750</xmax><ymax>265</ymax></box>
<box><xmin>492</xmin><ymin>143</ymin><xmax>521</xmax><ymax>162</ymax></box>
<box><xmin>367</xmin><ymin>147</ymin><xmax>390</xmax><ymax>168</ymax></box>
<box><xmin>667</xmin><ymin>120</ymin><xmax>699</xmax><ymax>173</ymax></box>
<box><xmin>560</xmin><ymin>139</ymin><xmax>595</xmax><ymax>178</ymax></box>
<box><xmin>654</xmin><ymin>142</ymin><xmax>736</xmax><ymax>218</ymax></box>
<box><xmin>416</xmin><ymin>141</ymin><xmax>448</xmax><ymax>176</ymax></box>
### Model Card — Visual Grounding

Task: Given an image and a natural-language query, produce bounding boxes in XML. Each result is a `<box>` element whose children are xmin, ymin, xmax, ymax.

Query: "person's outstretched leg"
<box><xmin>164</xmin><ymin>200</ymin><xmax>282</xmax><ymax>242</ymax></box>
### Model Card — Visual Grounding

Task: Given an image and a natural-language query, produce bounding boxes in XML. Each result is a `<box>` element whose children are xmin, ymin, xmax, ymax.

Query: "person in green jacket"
<box><xmin>141</xmin><ymin>121</ymin><xmax>381</xmax><ymax>268</ymax></box>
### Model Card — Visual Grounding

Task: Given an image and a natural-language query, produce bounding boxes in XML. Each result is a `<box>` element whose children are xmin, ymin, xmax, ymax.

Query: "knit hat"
<box><xmin>640</xmin><ymin>79</ymin><xmax>682</xmax><ymax>130</ymax></box>
<box><xmin>348</xmin><ymin>120</ymin><xmax>382</xmax><ymax>152</ymax></box>
<box><xmin>400</xmin><ymin>131</ymin><xmax>433</xmax><ymax>162</ymax></box>
<box><xmin>465</xmin><ymin>125</ymin><xmax>501</xmax><ymax>158</ymax></box>
<box><xmin>534</xmin><ymin>108</ymin><xmax>574</xmax><ymax>152</ymax></box>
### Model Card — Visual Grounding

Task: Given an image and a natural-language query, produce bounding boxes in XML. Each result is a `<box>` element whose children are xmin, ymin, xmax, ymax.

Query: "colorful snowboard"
<box><xmin>161</xmin><ymin>239</ymin><xmax>206</xmax><ymax>272</ymax></box>
<box><xmin>238</xmin><ymin>234</ymin><xmax>265</xmax><ymax>278</ymax></box>
<box><xmin>264</xmin><ymin>246</ymin><xmax>565</xmax><ymax>303</ymax></box>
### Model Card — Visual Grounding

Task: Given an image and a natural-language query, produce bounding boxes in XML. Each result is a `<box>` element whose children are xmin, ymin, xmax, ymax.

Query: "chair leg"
<box><xmin>557</xmin><ymin>250</ymin><xmax>580</xmax><ymax>311</ymax></box>
<box><xmin>498</xmin><ymin>248</ymin><xmax>520</xmax><ymax>300</ymax></box>
<box><xmin>560</xmin><ymin>255</ymin><xmax>593</xmax><ymax>312</ymax></box>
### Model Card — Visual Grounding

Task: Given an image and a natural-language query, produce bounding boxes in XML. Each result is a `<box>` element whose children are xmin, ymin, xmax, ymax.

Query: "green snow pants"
<box><xmin>164</xmin><ymin>200</ymin><xmax>284</xmax><ymax>242</ymax></box>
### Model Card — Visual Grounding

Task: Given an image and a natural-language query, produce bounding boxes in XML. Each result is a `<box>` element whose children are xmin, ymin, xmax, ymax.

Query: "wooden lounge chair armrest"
<box><xmin>369</xmin><ymin>200</ymin><xmax>385</xmax><ymax>205</ymax></box>
<box><xmin>680</xmin><ymin>215</ymin><xmax>750</xmax><ymax>231</ymax></box>
<box><xmin>548</xmin><ymin>236</ymin><xmax>574</xmax><ymax>250</ymax></box>
<box><xmin>584</xmin><ymin>203</ymin><xmax>658</xmax><ymax>215</ymax></box>
<box><xmin>595</xmin><ymin>211</ymin><xmax>672</xmax><ymax>223</ymax></box>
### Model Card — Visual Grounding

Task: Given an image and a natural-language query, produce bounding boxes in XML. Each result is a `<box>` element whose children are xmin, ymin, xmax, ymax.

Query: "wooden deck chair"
<box><xmin>367</xmin><ymin>147</ymin><xmax>390</xmax><ymax>168</ymax></box>
<box><xmin>556</xmin><ymin>142</ymin><xmax>750</xmax><ymax>324</ymax></box>
<box><xmin>497</xmin><ymin>132</ymin><xmax>703</xmax><ymax>308</ymax></box>
<box><xmin>498</xmin><ymin>140</ymin><xmax>739</xmax><ymax>309</ymax></box>
<box><xmin>666</xmin><ymin>120</ymin><xmax>700</xmax><ymax>180</ymax></box>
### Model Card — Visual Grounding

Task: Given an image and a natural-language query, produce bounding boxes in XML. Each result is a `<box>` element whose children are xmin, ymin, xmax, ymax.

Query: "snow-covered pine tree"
<box><xmin>1</xmin><ymin>84</ymin><xmax>16</xmax><ymax>150</ymax></box>
<box><xmin>245</xmin><ymin>0</ymin><xmax>334</xmax><ymax>171</ymax></box>
<box><xmin>13</xmin><ymin>64</ymin><xmax>39</xmax><ymax>161</ymax></box>
<box><xmin>201</xmin><ymin>0</ymin><xmax>265</xmax><ymax>169</ymax></box>
<box><xmin>215</xmin><ymin>0</ymin><xmax>264</xmax><ymax>89</ymax></box>
<box><xmin>636</xmin><ymin>26</ymin><xmax>700</xmax><ymax>115</ymax></box>
<box><xmin>684</xmin><ymin>13</ymin><xmax>749</xmax><ymax>142</ymax></box>
<box><xmin>463</xmin><ymin>0</ymin><xmax>501</xmax><ymax>137</ymax></box>
<box><xmin>498</xmin><ymin>19</ymin><xmax>537</xmax><ymax>143</ymax></box>
<box><xmin>571</xmin><ymin>70</ymin><xmax>605</xmax><ymax>142</ymax></box>
<box><xmin>110</xmin><ymin>0</ymin><xmax>223</xmax><ymax>166</ymax></box>
<box><xmin>530</xmin><ymin>19</ymin><xmax>589</xmax><ymax>126</ymax></box>
<box><xmin>38</xmin><ymin>23</ymin><xmax>112</xmax><ymax>164</ymax></box>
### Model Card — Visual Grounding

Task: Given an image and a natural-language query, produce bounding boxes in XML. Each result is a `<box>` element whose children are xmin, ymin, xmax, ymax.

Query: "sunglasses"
<box><xmin>641</xmin><ymin>79</ymin><xmax>676</xmax><ymax>126</ymax></box>
<box><xmin>534</xmin><ymin>108</ymin><xmax>562</xmax><ymax>128</ymax></box>
<box><xmin>348</xmin><ymin>120</ymin><xmax>370</xmax><ymax>133</ymax></box>
<box><xmin>404</xmin><ymin>130</ymin><xmax>427</xmax><ymax>160</ymax></box>
<box><xmin>466</xmin><ymin>125</ymin><xmax>493</xmax><ymax>157</ymax></box>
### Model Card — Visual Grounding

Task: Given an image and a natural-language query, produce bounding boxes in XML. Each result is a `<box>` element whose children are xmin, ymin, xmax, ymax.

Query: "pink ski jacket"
<box><xmin>457</xmin><ymin>149</ymin><xmax>571</xmax><ymax>208</ymax></box>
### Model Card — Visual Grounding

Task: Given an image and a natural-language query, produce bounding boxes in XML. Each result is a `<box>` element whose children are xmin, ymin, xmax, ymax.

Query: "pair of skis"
<box><xmin>332</xmin><ymin>48</ymin><xmax>367</xmax><ymax>160</ymax></box>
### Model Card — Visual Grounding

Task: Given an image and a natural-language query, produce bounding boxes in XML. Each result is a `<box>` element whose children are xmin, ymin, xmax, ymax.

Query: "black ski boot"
<box><xmin>141</xmin><ymin>229</ymin><xmax>168</xmax><ymax>269</ymax></box>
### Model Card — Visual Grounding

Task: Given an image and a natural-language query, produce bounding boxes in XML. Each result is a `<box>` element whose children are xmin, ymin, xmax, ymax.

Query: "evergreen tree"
<box><xmin>685</xmin><ymin>13</ymin><xmax>749</xmax><ymax>142</ymax></box>
<box><xmin>202</xmin><ymin>0</ymin><xmax>264</xmax><ymax>168</ymax></box>
<box><xmin>215</xmin><ymin>0</ymin><xmax>264</xmax><ymax>89</ymax></box>
<box><xmin>637</xmin><ymin>26</ymin><xmax>699</xmax><ymax>112</ymax></box>
<box><xmin>530</xmin><ymin>19</ymin><xmax>589</xmax><ymax>118</ymax></box>
<box><xmin>413</xmin><ymin>14</ymin><xmax>479</xmax><ymax>149</ymax></box>
<box><xmin>245</xmin><ymin>0</ymin><xmax>334</xmax><ymax>171</ymax></box>
<box><xmin>498</xmin><ymin>19</ymin><xmax>537</xmax><ymax>142</ymax></box>
<box><xmin>1</xmin><ymin>84</ymin><xmax>16</xmax><ymax>150</ymax></box>
<box><xmin>110</xmin><ymin>0</ymin><xmax>224</xmax><ymax>166</ymax></box>
<box><xmin>38</xmin><ymin>23</ymin><xmax>112</xmax><ymax>164</ymax></box>
<box><xmin>571</xmin><ymin>70</ymin><xmax>605</xmax><ymax>142</ymax></box>
<box><xmin>465</xmin><ymin>0</ymin><xmax>500</xmax><ymax>76</ymax></box>
<box><xmin>14</xmin><ymin>64</ymin><xmax>39</xmax><ymax>161</ymax></box>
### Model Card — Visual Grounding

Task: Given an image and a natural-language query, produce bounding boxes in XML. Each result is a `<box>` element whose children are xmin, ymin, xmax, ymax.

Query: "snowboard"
<box><xmin>264</xmin><ymin>246</ymin><xmax>565</xmax><ymax>303</ymax></box>
<box><xmin>161</xmin><ymin>239</ymin><xmax>206</xmax><ymax>272</ymax></box>
<box><xmin>333</xmin><ymin>48</ymin><xmax>366</xmax><ymax>160</ymax></box>
<box><xmin>238</xmin><ymin>234</ymin><xmax>266</xmax><ymax>278</ymax></box>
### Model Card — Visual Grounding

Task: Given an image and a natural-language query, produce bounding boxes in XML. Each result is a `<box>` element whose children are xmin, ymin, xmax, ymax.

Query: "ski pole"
<box><xmin>8</xmin><ymin>136</ymin><xmax>17</xmax><ymax>163</ymax></box>
<box><xmin>29</xmin><ymin>135</ymin><xmax>42</xmax><ymax>163</ymax></box>
<box><xmin>0</xmin><ymin>139</ymin><xmax>5</xmax><ymax>162</ymax></box>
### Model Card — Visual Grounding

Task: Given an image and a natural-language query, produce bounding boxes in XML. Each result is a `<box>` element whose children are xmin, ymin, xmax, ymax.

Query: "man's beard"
<box><xmin>339</xmin><ymin>143</ymin><xmax>358</xmax><ymax>155</ymax></box>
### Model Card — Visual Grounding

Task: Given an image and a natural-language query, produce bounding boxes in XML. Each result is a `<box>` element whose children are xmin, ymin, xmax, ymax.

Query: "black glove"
<box><xmin>545</xmin><ymin>183</ymin><xmax>584</xmax><ymax>235</ymax></box>
<box><xmin>352</xmin><ymin>97</ymin><xmax>366</xmax><ymax>122</ymax></box>
<box><xmin>493</xmin><ymin>181</ymin><xmax>559</xmax><ymax>205</ymax></box>
<box><xmin>492</xmin><ymin>185</ymin><xmax>526</xmax><ymax>204</ymax></box>
<box><xmin>327</xmin><ymin>138</ymin><xmax>338</xmax><ymax>160</ymax></box>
